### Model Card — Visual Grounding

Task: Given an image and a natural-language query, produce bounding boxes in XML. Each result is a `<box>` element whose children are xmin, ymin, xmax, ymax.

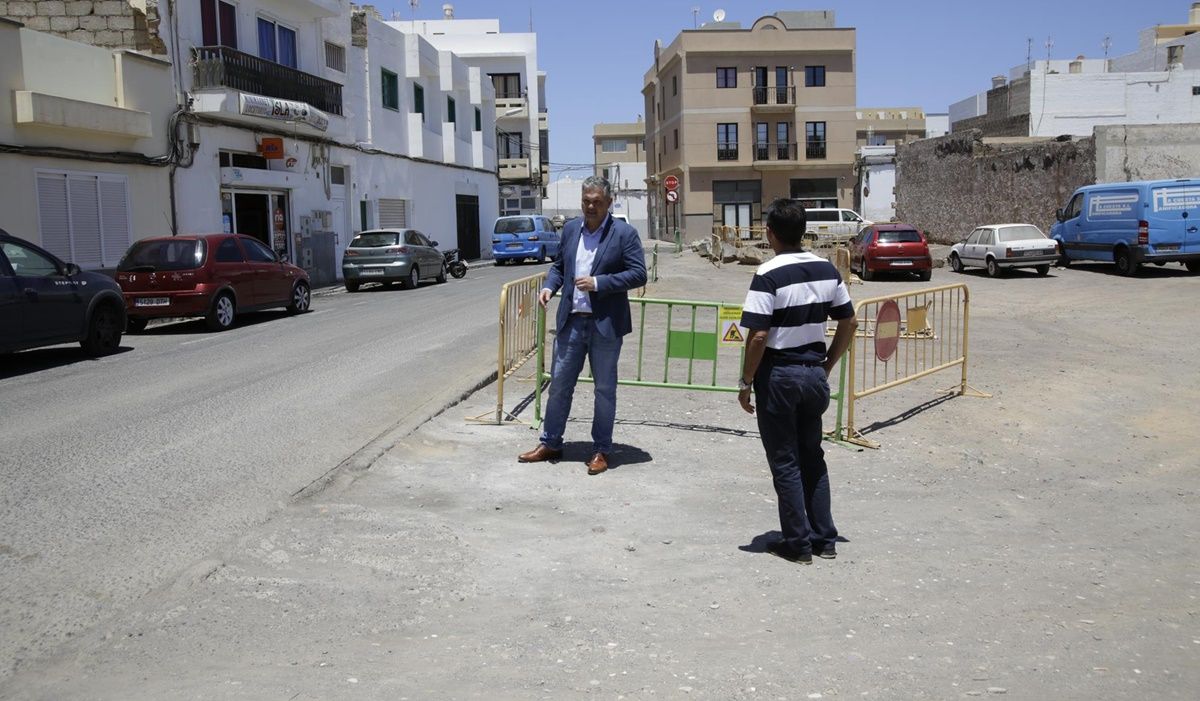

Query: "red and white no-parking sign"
<box><xmin>874</xmin><ymin>300</ymin><xmax>901</xmax><ymax>362</ymax></box>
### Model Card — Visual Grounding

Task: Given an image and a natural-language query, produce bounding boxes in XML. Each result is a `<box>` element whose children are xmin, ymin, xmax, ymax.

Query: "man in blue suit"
<box><xmin>518</xmin><ymin>176</ymin><xmax>648</xmax><ymax>474</ymax></box>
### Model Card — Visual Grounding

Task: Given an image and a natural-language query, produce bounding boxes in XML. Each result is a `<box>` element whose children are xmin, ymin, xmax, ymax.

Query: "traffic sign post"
<box><xmin>665</xmin><ymin>190</ymin><xmax>678</xmax><ymax>203</ymax></box>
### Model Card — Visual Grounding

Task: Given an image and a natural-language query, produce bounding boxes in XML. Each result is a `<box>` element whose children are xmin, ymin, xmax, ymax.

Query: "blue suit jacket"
<box><xmin>544</xmin><ymin>216</ymin><xmax>647</xmax><ymax>338</ymax></box>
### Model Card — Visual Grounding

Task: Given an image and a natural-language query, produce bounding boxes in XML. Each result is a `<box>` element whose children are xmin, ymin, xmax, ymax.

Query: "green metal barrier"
<box><xmin>531</xmin><ymin>297</ymin><xmax>848</xmax><ymax>441</ymax></box>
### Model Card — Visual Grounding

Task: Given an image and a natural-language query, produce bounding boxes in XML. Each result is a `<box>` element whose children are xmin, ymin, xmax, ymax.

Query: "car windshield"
<box><xmin>876</xmin><ymin>229</ymin><xmax>922</xmax><ymax>243</ymax></box>
<box><xmin>351</xmin><ymin>232</ymin><xmax>401</xmax><ymax>247</ymax></box>
<box><xmin>495</xmin><ymin>218</ymin><xmax>534</xmax><ymax>234</ymax></box>
<box><xmin>996</xmin><ymin>226</ymin><xmax>1046</xmax><ymax>242</ymax></box>
<box><xmin>118</xmin><ymin>239</ymin><xmax>205</xmax><ymax>271</ymax></box>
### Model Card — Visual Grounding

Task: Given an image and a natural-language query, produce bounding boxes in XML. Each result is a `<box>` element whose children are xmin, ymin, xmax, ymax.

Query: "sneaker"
<box><xmin>814</xmin><ymin>548</ymin><xmax>837</xmax><ymax>560</ymax></box>
<box><xmin>765</xmin><ymin>541</ymin><xmax>813</xmax><ymax>565</ymax></box>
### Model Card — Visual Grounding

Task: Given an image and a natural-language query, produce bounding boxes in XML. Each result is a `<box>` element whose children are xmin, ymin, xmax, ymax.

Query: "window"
<box><xmin>805</xmin><ymin>121</ymin><xmax>826</xmax><ymax>159</ymax></box>
<box><xmin>381</xmin><ymin>69</ymin><xmax>399</xmax><ymax>110</ymax></box>
<box><xmin>474</xmin><ymin>107</ymin><xmax>482</xmax><ymax>131</ymax></box>
<box><xmin>325</xmin><ymin>42</ymin><xmax>346</xmax><ymax>72</ymax></box>
<box><xmin>447</xmin><ymin>96</ymin><xmax>456</xmax><ymax>124</ymax></box>
<box><xmin>601</xmin><ymin>139</ymin><xmax>627</xmax><ymax>153</ymax></box>
<box><xmin>672</xmin><ymin>75</ymin><xmax>677</xmax><ymax>96</ymax></box>
<box><xmin>330</xmin><ymin>166</ymin><xmax>346</xmax><ymax>185</ymax></box>
<box><xmin>219</xmin><ymin>151</ymin><xmax>268</xmax><ymax>169</ymax></box>
<box><xmin>413</xmin><ymin>83</ymin><xmax>425</xmax><ymax>122</ymax></box>
<box><xmin>36</xmin><ymin>171</ymin><xmax>131</xmax><ymax>269</ymax></box>
<box><xmin>673</xmin><ymin>129</ymin><xmax>678</xmax><ymax>149</ymax></box>
<box><xmin>1064</xmin><ymin>193</ymin><xmax>1083</xmax><ymax>220</ymax></box>
<box><xmin>242</xmin><ymin>237</ymin><xmax>277</xmax><ymax>262</ymax></box>
<box><xmin>717</xmin><ymin>123</ymin><xmax>738</xmax><ymax>160</ymax></box>
<box><xmin>257</xmin><ymin>17</ymin><xmax>297</xmax><ymax>69</ymax></box>
<box><xmin>0</xmin><ymin>241</ymin><xmax>59</xmax><ymax>277</ymax></box>
<box><xmin>215</xmin><ymin>237</ymin><xmax>244</xmax><ymax>262</ymax></box>
<box><xmin>965</xmin><ymin>229</ymin><xmax>983</xmax><ymax>245</ymax></box>
<box><xmin>498</xmin><ymin>132</ymin><xmax>523</xmax><ymax>159</ymax></box>
<box><xmin>755</xmin><ymin>122</ymin><xmax>769</xmax><ymax>160</ymax></box>
<box><xmin>753</xmin><ymin>66</ymin><xmax>768</xmax><ymax>104</ymax></box>
<box><xmin>200</xmin><ymin>0</ymin><xmax>237</xmax><ymax>48</ymax></box>
<box><xmin>776</xmin><ymin>122</ymin><xmax>791</xmax><ymax>159</ymax></box>
<box><xmin>868</xmin><ymin>134</ymin><xmax>887</xmax><ymax>146</ymax></box>
<box><xmin>841</xmin><ymin>211</ymin><xmax>862</xmax><ymax>223</ymax></box>
<box><xmin>805</xmin><ymin>65</ymin><xmax>826</xmax><ymax>87</ymax></box>
<box><xmin>716</xmin><ymin>67</ymin><xmax>737</xmax><ymax>88</ymax></box>
<box><xmin>540</xmin><ymin>129</ymin><xmax>549</xmax><ymax>164</ymax></box>
<box><xmin>775</xmin><ymin>66</ymin><xmax>789</xmax><ymax>103</ymax></box>
<box><xmin>1193</xmin><ymin>85</ymin><xmax>1200</xmax><ymax>96</ymax></box>
<box><xmin>490</xmin><ymin>73</ymin><xmax>521</xmax><ymax>99</ymax></box>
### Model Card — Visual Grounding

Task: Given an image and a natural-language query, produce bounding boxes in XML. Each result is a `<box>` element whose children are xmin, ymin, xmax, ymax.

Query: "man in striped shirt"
<box><xmin>738</xmin><ymin>198</ymin><xmax>858</xmax><ymax>565</ymax></box>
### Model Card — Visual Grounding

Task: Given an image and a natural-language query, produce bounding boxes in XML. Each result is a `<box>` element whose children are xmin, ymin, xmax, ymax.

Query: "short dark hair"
<box><xmin>765</xmin><ymin>198</ymin><xmax>807</xmax><ymax>246</ymax></box>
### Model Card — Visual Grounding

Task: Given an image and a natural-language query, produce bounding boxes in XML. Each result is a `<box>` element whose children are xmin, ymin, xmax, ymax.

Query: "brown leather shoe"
<box><xmin>518</xmin><ymin>444</ymin><xmax>562</xmax><ymax>463</ymax></box>
<box><xmin>586</xmin><ymin>452</ymin><xmax>609</xmax><ymax>475</ymax></box>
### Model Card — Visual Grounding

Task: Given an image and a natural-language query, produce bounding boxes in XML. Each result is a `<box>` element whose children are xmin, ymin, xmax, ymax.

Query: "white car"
<box><xmin>948</xmin><ymin>224</ymin><xmax>1060</xmax><ymax>277</ymax></box>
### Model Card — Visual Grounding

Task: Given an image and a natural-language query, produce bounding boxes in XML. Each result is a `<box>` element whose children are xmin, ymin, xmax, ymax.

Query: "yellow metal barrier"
<box><xmin>843</xmin><ymin>283</ymin><xmax>989</xmax><ymax>448</ymax></box>
<box><xmin>467</xmin><ymin>271</ymin><xmax>547</xmax><ymax>424</ymax></box>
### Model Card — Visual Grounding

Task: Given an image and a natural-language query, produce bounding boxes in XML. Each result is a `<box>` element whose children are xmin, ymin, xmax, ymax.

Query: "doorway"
<box><xmin>455</xmin><ymin>195</ymin><xmax>481</xmax><ymax>259</ymax></box>
<box><xmin>222</xmin><ymin>190</ymin><xmax>291</xmax><ymax>260</ymax></box>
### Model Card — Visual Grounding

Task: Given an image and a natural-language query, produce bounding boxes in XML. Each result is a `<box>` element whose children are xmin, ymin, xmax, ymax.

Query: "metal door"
<box><xmin>455</xmin><ymin>195</ymin><xmax>481</xmax><ymax>259</ymax></box>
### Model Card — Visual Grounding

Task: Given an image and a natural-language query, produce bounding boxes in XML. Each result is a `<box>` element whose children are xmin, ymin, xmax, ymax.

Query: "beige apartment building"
<box><xmin>856</xmin><ymin>108</ymin><xmax>927</xmax><ymax>148</ymax></box>
<box><xmin>643</xmin><ymin>10</ymin><xmax>857</xmax><ymax>239</ymax></box>
<box><xmin>593</xmin><ymin>120</ymin><xmax>648</xmax><ymax>233</ymax></box>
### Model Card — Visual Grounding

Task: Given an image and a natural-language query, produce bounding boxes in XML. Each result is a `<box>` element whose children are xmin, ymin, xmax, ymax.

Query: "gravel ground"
<box><xmin>3</xmin><ymin>243</ymin><xmax>1197</xmax><ymax>700</ymax></box>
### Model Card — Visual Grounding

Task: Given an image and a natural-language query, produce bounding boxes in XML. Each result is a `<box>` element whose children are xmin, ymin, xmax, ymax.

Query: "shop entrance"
<box><xmin>455</xmin><ymin>194</ymin><xmax>481</xmax><ymax>259</ymax></box>
<box><xmin>221</xmin><ymin>190</ymin><xmax>291</xmax><ymax>260</ymax></box>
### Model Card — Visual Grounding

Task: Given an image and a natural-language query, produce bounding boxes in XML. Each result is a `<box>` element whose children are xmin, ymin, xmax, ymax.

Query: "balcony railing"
<box><xmin>806</xmin><ymin>141</ymin><xmax>827</xmax><ymax>159</ymax></box>
<box><xmin>191</xmin><ymin>45</ymin><xmax>343</xmax><ymax>116</ymax></box>
<box><xmin>752</xmin><ymin>86</ymin><xmax>796</xmax><ymax>106</ymax></box>
<box><xmin>753</xmin><ymin>142</ymin><xmax>798</xmax><ymax>161</ymax></box>
<box><xmin>717</xmin><ymin>145</ymin><xmax>739</xmax><ymax>161</ymax></box>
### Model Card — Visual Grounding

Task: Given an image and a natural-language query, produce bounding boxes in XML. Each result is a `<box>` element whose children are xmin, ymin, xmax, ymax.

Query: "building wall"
<box><xmin>894</xmin><ymin>131</ymin><xmax>1095</xmax><ymax>243</ymax></box>
<box><xmin>1094</xmin><ymin>122</ymin><xmax>1200</xmax><ymax>183</ymax></box>
<box><xmin>1028</xmin><ymin>68</ymin><xmax>1200</xmax><ymax>137</ymax></box>
<box><xmin>0</xmin><ymin>0</ymin><xmax>164</xmax><ymax>52</ymax></box>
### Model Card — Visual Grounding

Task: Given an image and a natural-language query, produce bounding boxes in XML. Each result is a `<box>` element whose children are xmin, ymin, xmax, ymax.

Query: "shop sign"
<box><xmin>239</xmin><ymin>94</ymin><xmax>329</xmax><ymax>132</ymax></box>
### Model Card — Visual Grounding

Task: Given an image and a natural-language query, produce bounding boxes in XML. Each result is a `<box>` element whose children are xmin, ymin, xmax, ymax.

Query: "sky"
<box><xmin>376</xmin><ymin>0</ymin><xmax>1194</xmax><ymax>179</ymax></box>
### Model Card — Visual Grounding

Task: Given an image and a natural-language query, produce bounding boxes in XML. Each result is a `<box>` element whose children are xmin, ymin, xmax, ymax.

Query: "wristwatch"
<box><xmin>737</xmin><ymin>377</ymin><xmax>753</xmax><ymax>391</ymax></box>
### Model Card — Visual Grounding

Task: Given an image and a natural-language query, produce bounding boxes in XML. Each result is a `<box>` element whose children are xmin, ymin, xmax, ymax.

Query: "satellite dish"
<box><xmin>713</xmin><ymin>8</ymin><xmax>725</xmax><ymax>22</ymax></box>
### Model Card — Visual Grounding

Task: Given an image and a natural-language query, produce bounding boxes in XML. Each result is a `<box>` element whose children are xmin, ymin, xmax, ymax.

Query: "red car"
<box><xmin>116</xmin><ymin>234</ymin><xmax>311</xmax><ymax>332</ymax></box>
<box><xmin>849</xmin><ymin>223</ymin><xmax>933</xmax><ymax>281</ymax></box>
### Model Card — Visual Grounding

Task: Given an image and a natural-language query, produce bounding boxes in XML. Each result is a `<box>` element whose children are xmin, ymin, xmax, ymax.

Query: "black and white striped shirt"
<box><xmin>740</xmin><ymin>252</ymin><xmax>854</xmax><ymax>363</ymax></box>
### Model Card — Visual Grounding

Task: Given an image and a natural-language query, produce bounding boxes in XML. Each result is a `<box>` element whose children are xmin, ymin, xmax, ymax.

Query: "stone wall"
<box><xmin>894</xmin><ymin>130</ymin><xmax>1095</xmax><ymax>242</ymax></box>
<box><xmin>0</xmin><ymin>0</ymin><xmax>163</xmax><ymax>53</ymax></box>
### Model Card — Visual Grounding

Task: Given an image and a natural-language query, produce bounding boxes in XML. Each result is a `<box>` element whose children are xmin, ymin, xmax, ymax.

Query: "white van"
<box><xmin>805</xmin><ymin>208</ymin><xmax>871</xmax><ymax>237</ymax></box>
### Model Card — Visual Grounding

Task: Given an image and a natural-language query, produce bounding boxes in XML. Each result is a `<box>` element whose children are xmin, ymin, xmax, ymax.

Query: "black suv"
<box><xmin>1</xmin><ymin>229</ymin><xmax>126</xmax><ymax>356</ymax></box>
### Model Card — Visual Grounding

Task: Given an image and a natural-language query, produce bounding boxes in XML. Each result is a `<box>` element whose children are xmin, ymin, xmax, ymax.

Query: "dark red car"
<box><xmin>116</xmin><ymin>234</ymin><xmax>311</xmax><ymax>332</ymax></box>
<box><xmin>849</xmin><ymin>223</ymin><xmax>933</xmax><ymax>281</ymax></box>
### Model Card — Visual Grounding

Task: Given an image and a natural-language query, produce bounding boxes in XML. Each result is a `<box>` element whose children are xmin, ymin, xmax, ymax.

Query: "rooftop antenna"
<box><xmin>692</xmin><ymin>7</ymin><xmax>699</xmax><ymax>28</ymax></box>
<box><xmin>1102</xmin><ymin>35</ymin><xmax>1112</xmax><ymax>59</ymax></box>
<box><xmin>713</xmin><ymin>8</ymin><xmax>726</xmax><ymax>22</ymax></box>
<box><xmin>1026</xmin><ymin>37</ymin><xmax>1033</xmax><ymax>74</ymax></box>
<box><xmin>409</xmin><ymin>0</ymin><xmax>419</xmax><ymax>27</ymax></box>
<box><xmin>1045</xmin><ymin>34</ymin><xmax>1054</xmax><ymax>70</ymax></box>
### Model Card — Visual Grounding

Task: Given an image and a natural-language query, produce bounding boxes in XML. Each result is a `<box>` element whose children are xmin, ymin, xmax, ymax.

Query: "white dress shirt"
<box><xmin>570</xmin><ymin>215</ymin><xmax>608</xmax><ymax>313</ymax></box>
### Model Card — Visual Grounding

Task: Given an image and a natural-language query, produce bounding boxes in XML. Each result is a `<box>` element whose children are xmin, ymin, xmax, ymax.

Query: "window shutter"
<box><xmin>99</xmin><ymin>178</ymin><xmax>131</xmax><ymax>267</ymax></box>
<box><xmin>37</xmin><ymin>174</ymin><xmax>72</xmax><ymax>261</ymax></box>
<box><xmin>377</xmin><ymin>199</ymin><xmax>408</xmax><ymax>228</ymax></box>
<box><xmin>68</xmin><ymin>176</ymin><xmax>102</xmax><ymax>268</ymax></box>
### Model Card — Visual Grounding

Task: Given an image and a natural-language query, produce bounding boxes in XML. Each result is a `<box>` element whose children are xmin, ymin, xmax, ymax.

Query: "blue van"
<box><xmin>491</xmin><ymin>215</ymin><xmax>561</xmax><ymax>264</ymax></box>
<box><xmin>1050</xmin><ymin>179</ymin><xmax>1200</xmax><ymax>276</ymax></box>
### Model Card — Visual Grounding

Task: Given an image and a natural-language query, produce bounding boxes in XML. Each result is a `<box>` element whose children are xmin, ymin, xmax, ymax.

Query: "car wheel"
<box><xmin>1035</xmin><ymin>264</ymin><xmax>1050</xmax><ymax>276</ymax></box>
<box><xmin>206</xmin><ymin>292</ymin><xmax>236</xmax><ymax>331</ymax></box>
<box><xmin>918</xmin><ymin>269</ymin><xmax>932</xmax><ymax>282</ymax></box>
<box><xmin>985</xmin><ymin>257</ymin><xmax>1001</xmax><ymax>278</ymax></box>
<box><xmin>860</xmin><ymin>258</ymin><xmax>873</xmax><ymax>281</ymax></box>
<box><xmin>1056</xmin><ymin>241</ymin><xmax>1071</xmax><ymax>267</ymax></box>
<box><xmin>402</xmin><ymin>266</ymin><xmax>420</xmax><ymax>289</ymax></box>
<box><xmin>126</xmin><ymin>317</ymin><xmax>149</xmax><ymax>334</ymax></box>
<box><xmin>536</xmin><ymin>246</ymin><xmax>546</xmax><ymax>264</ymax></box>
<box><xmin>436</xmin><ymin>262</ymin><xmax>447</xmax><ymax>284</ymax></box>
<box><xmin>345</xmin><ymin>280</ymin><xmax>360</xmax><ymax>293</ymax></box>
<box><xmin>1186</xmin><ymin>261</ymin><xmax>1200</xmax><ymax>273</ymax></box>
<box><xmin>1114</xmin><ymin>247</ymin><xmax>1140</xmax><ymax>277</ymax></box>
<box><xmin>949</xmin><ymin>253</ymin><xmax>964</xmax><ymax>273</ymax></box>
<box><xmin>81</xmin><ymin>303</ymin><xmax>122</xmax><ymax>356</ymax></box>
<box><xmin>287</xmin><ymin>281</ymin><xmax>311</xmax><ymax>313</ymax></box>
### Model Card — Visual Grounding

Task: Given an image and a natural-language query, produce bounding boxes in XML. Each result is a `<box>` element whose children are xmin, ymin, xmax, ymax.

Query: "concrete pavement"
<box><xmin>4</xmin><ymin>243</ymin><xmax>1197</xmax><ymax>700</ymax></box>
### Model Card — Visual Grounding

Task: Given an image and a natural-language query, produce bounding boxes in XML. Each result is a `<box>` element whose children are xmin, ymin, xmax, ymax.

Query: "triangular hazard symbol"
<box><xmin>722</xmin><ymin>324</ymin><xmax>745</xmax><ymax>343</ymax></box>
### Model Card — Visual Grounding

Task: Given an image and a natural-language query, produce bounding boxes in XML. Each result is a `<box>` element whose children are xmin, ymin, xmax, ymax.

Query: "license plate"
<box><xmin>1021</xmin><ymin>250</ymin><xmax>1040</xmax><ymax>257</ymax></box>
<box><xmin>507</xmin><ymin>243</ymin><xmax>523</xmax><ymax>249</ymax></box>
<box><xmin>891</xmin><ymin>260</ymin><xmax>912</xmax><ymax>266</ymax></box>
<box><xmin>360</xmin><ymin>269</ymin><xmax>385</xmax><ymax>276</ymax></box>
<box><xmin>135</xmin><ymin>297</ymin><xmax>169</xmax><ymax>307</ymax></box>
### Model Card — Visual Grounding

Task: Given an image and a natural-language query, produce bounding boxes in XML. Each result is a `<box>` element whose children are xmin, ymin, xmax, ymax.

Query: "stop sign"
<box><xmin>664</xmin><ymin>175</ymin><xmax>679</xmax><ymax>191</ymax></box>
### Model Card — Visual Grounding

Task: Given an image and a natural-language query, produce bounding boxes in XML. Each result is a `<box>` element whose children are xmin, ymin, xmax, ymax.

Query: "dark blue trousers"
<box><xmin>754</xmin><ymin>361</ymin><xmax>838</xmax><ymax>555</ymax></box>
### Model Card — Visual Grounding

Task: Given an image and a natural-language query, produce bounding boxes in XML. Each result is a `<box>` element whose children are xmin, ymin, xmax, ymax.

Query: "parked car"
<box><xmin>116</xmin><ymin>234</ymin><xmax>311</xmax><ymax>332</ymax></box>
<box><xmin>949</xmin><ymin>224</ymin><xmax>1059</xmax><ymax>277</ymax></box>
<box><xmin>806</xmin><ymin>207</ymin><xmax>872</xmax><ymax>238</ymax></box>
<box><xmin>1050</xmin><ymin>178</ymin><xmax>1200</xmax><ymax>276</ymax></box>
<box><xmin>849</xmin><ymin>223</ymin><xmax>933</xmax><ymax>281</ymax></box>
<box><xmin>492</xmin><ymin>215</ymin><xmax>561</xmax><ymax>264</ymax></box>
<box><xmin>1</xmin><ymin>229</ymin><xmax>126</xmax><ymax>356</ymax></box>
<box><xmin>341</xmin><ymin>228</ymin><xmax>447</xmax><ymax>292</ymax></box>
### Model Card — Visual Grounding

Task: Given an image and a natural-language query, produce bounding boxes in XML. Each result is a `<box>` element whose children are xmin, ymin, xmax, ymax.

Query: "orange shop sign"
<box><xmin>259</xmin><ymin>137</ymin><xmax>285</xmax><ymax>159</ymax></box>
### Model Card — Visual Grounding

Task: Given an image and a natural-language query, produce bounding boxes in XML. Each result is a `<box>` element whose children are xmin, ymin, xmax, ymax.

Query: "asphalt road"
<box><xmin>0</xmin><ymin>262</ymin><xmax>541</xmax><ymax>676</ymax></box>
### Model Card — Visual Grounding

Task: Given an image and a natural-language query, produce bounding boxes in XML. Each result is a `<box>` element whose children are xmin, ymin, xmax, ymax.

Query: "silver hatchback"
<box><xmin>342</xmin><ymin>229</ymin><xmax>447</xmax><ymax>292</ymax></box>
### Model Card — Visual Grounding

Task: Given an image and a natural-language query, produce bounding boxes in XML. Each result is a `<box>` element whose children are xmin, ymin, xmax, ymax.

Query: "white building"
<box><xmin>855</xmin><ymin>145</ymin><xmax>896</xmax><ymax>224</ymax></box>
<box><xmin>392</xmin><ymin>9</ymin><xmax>547</xmax><ymax>218</ymax></box>
<box><xmin>949</xmin><ymin>4</ymin><xmax>1200</xmax><ymax>139</ymax></box>
<box><xmin>0</xmin><ymin>17</ymin><xmax>176</xmax><ymax>270</ymax></box>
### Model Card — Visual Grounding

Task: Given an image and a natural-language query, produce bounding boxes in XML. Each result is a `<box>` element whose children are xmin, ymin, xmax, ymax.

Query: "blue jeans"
<box><xmin>539</xmin><ymin>314</ymin><xmax>623</xmax><ymax>453</ymax></box>
<box><xmin>754</xmin><ymin>361</ymin><xmax>837</xmax><ymax>555</ymax></box>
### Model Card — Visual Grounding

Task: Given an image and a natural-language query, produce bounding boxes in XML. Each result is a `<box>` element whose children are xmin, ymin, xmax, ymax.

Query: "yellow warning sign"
<box><xmin>719</xmin><ymin>305</ymin><xmax>745</xmax><ymax>346</ymax></box>
<box><xmin>722</xmin><ymin>322</ymin><xmax>745</xmax><ymax>344</ymax></box>
<box><xmin>718</xmin><ymin>305</ymin><xmax>742</xmax><ymax>322</ymax></box>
